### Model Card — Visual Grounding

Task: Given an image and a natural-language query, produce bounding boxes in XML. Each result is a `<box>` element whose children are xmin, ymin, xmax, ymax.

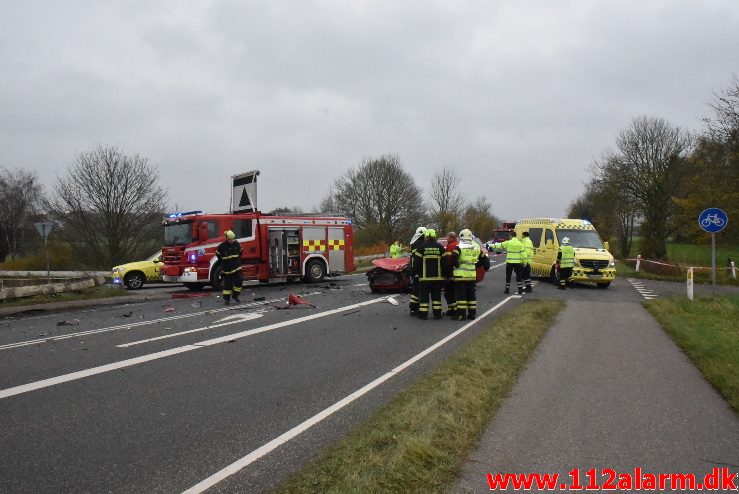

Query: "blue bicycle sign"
<box><xmin>698</xmin><ymin>208</ymin><xmax>728</xmax><ymax>233</ymax></box>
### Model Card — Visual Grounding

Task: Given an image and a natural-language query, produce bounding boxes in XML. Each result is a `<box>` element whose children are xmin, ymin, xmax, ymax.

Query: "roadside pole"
<box><xmin>698</xmin><ymin>208</ymin><xmax>728</xmax><ymax>298</ymax></box>
<box><xmin>34</xmin><ymin>222</ymin><xmax>54</xmax><ymax>284</ymax></box>
<box><xmin>687</xmin><ymin>267</ymin><xmax>694</xmax><ymax>301</ymax></box>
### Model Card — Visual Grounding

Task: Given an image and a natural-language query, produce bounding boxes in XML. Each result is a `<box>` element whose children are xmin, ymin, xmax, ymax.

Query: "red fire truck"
<box><xmin>486</xmin><ymin>222</ymin><xmax>517</xmax><ymax>253</ymax></box>
<box><xmin>160</xmin><ymin>210</ymin><xmax>355</xmax><ymax>290</ymax></box>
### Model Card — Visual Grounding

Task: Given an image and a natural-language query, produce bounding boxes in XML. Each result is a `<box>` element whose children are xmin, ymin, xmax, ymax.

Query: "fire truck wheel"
<box><xmin>124</xmin><ymin>271</ymin><xmax>145</xmax><ymax>290</ymax></box>
<box><xmin>304</xmin><ymin>259</ymin><xmax>326</xmax><ymax>282</ymax></box>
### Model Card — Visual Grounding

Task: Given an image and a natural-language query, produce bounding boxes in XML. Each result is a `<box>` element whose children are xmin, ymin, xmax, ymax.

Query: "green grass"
<box><xmin>644</xmin><ymin>295</ymin><xmax>739</xmax><ymax>414</ymax></box>
<box><xmin>0</xmin><ymin>285</ymin><xmax>129</xmax><ymax>309</ymax></box>
<box><xmin>273</xmin><ymin>299</ymin><xmax>564</xmax><ymax>494</ymax></box>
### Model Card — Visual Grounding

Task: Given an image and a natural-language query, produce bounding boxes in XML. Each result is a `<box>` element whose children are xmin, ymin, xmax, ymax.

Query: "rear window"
<box><xmin>528</xmin><ymin>228</ymin><xmax>543</xmax><ymax>248</ymax></box>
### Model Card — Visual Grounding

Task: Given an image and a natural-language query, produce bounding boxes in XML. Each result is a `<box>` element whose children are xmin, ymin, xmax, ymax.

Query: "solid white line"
<box><xmin>352</xmin><ymin>283</ymin><xmax>367</xmax><ymax>287</ymax></box>
<box><xmin>0</xmin><ymin>298</ymin><xmax>385</xmax><ymax>400</ymax></box>
<box><xmin>116</xmin><ymin>313</ymin><xmax>264</xmax><ymax>347</ymax></box>
<box><xmin>181</xmin><ymin>296</ymin><xmax>517</xmax><ymax>494</ymax></box>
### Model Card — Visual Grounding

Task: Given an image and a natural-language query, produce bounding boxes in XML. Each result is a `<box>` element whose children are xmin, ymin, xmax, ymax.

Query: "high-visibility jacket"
<box><xmin>389</xmin><ymin>242</ymin><xmax>402</xmax><ymax>258</ymax></box>
<box><xmin>493</xmin><ymin>237</ymin><xmax>525</xmax><ymax>264</ymax></box>
<box><xmin>413</xmin><ymin>239</ymin><xmax>445</xmax><ymax>281</ymax></box>
<box><xmin>522</xmin><ymin>237</ymin><xmax>534</xmax><ymax>265</ymax></box>
<box><xmin>558</xmin><ymin>245</ymin><xmax>575</xmax><ymax>268</ymax></box>
<box><xmin>452</xmin><ymin>241</ymin><xmax>481</xmax><ymax>280</ymax></box>
<box><xmin>216</xmin><ymin>240</ymin><xmax>243</xmax><ymax>274</ymax></box>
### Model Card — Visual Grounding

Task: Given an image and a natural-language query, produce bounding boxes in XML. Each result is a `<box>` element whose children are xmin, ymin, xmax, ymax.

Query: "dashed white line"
<box><xmin>0</xmin><ymin>293</ymin><xmax>321</xmax><ymax>351</ymax></box>
<box><xmin>0</xmin><ymin>298</ymin><xmax>385</xmax><ymax>400</ymax></box>
<box><xmin>116</xmin><ymin>313</ymin><xmax>264</xmax><ymax>347</ymax></box>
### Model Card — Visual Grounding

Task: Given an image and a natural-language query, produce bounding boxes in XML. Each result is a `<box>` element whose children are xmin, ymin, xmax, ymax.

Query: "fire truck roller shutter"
<box><xmin>327</xmin><ymin>227</ymin><xmax>346</xmax><ymax>272</ymax></box>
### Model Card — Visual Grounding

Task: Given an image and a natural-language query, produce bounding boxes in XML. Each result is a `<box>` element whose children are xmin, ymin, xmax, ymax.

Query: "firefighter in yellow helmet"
<box><xmin>412</xmin><ymin>228</ymin><xmax>445</xmax><ymax>319</ymax></box>
<box><xmin>215</xmin><ymin>230</ymin><xmax>243</xmax><ymax>304</ymax></box>
<box><xmin>451</xmin><ymin>228</ymin><xmax>490</xmax><ymax>320</ymax></box>
<box><xmin>557</xmin><ymin>236</ymin><xmax>576</xmax><ymax>290</ymax></box>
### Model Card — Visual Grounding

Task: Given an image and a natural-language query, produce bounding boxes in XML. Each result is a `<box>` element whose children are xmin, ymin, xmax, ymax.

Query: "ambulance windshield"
<box><xmin>556</xmin><ymin>229</ymin><xmax>603</xmax><ymax>249</ymax></box>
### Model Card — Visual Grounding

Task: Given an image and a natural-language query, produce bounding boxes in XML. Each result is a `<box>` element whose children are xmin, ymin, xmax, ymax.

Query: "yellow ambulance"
<box><xmin>515</xmin><ymin>218</ymin><xmax>616</xmax><ymax>288</ymax></box>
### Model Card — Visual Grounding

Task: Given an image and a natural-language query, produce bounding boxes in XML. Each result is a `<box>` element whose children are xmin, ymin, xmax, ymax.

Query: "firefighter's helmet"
<box><xmin>459</xmin><ymin>229</ymin><xmax>473</xmax><ymax>241</ymax></box>
<box><xmin>425</xmin><ymin>228</ymin><xmax>437</xmax><ymax>238</ymax></box>
<box><xmin>561</xmin><ymin>237</ymin><xmax>570</xmax><ymax>245</ymax></box>
<box><xmin>415</xmin><ymin>226</ymin><xmax>427</xmax><ymax>236</ymax></box>
<box><xmin>225</xmin><ymin>230</ymin><xmax>236</xmax><ymax>239</ymax></box>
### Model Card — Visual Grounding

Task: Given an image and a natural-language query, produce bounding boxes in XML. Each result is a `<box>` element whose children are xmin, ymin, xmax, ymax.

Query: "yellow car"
<box><xmin>112</xmin><ymin>252</ymin><xmax>163</xmax><ymax>289</ymax></box>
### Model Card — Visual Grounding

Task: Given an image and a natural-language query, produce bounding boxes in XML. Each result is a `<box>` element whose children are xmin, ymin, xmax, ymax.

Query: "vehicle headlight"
<box><xmin>609</xmin><ymin>259</ymin><xmax>615</xmax><ymax>267</ymax></box>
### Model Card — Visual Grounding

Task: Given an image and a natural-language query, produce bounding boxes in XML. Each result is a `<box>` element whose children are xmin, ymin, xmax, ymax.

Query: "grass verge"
<box><xmin>644</xmin><ymin>295</ymin><xmax>739</xmax><ymax>414</ymax></box>
<box><xmin>273</xmin><ymin>299</ymin><xmax>564</xmax><ymax>494</ymax></box>
<box><xmin>0</xmin><ymin>285</ymin><xmax>129</xmax><ymax>309</ymax></box>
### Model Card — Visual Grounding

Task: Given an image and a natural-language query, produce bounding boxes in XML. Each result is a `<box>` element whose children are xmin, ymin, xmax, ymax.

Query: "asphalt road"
<box><xmin>2</xmin><ymin>258</ymin><xmax>520</xmax><ymax>493</ymax></box>
<box><xmin>1</xmin><ymin>261</ymin><xmax>735</xmax><ymax>493</ymax></box>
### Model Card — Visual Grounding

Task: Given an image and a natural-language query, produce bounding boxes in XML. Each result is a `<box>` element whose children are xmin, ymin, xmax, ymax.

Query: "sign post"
<box><xmin>698</xmin><ymin>208</ymin><xmax>728</xmax><ymax>297</ymax></box>
<box><xmin>34</xmin><ymin>221</ymin><xmax>54</xmax><ymax>283</ymax></box>
<box><xmin>686</xmin><ymin>267</ymin><xmax>694</xmax><ymax>301</ymax></box>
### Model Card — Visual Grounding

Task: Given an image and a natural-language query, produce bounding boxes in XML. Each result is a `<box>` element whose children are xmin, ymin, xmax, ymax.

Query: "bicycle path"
<box><xmin>452</xmin><ymin>299</ymin><xmax>739</xmax><ymax>492</ymax></box>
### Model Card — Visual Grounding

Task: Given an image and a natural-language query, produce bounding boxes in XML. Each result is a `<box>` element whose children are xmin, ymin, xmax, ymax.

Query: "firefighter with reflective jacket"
<box><xmin>557</xmin><ymin>237</ymin><xmax>576</xmax><ymax>290</ymax></box>
<box><xmin>389</xmin><ymin>240</ymin><xmax>403</xmax><ymax>258</ymax></box>
<box><xmin>521</xmin><ymin>231</ymin><xmax>534</xmax><ymax>293</ymax></box>
<box><xmin>412</xmin><ymin>229</ymin><xmax>445</xmax><ymax>319</ymax></box>
<box><xmin>492</xmin><ymin>234</ymin><xmax>525</xmax><ymax>294</ymax></box>
<box><xmin>408</xmin><ymin>226</ymin><xmax>427</xmax><ymax>316</ymax></box>
<box><xmin>451</xmin><ymin>229</ymin><xmax>490</xmax><ymax>320</ymax></box>
<box><xmin>216</xmin><ymin>230</ymin><xmax>243</xmax><ymax>304</ymax></box>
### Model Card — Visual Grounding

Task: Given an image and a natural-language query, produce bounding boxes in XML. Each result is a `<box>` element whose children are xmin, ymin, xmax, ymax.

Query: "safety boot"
<box><xmin>503</xmin><ymin>288</ymin><xmax>510</xmax><ymax>294</ymax></box>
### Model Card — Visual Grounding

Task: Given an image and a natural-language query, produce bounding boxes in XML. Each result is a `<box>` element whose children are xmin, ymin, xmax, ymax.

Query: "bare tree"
<box><xmin>330</xmin><ymin>154</ymin><xmax>425</xmax><ymax>244</ymax></box>
<box><xmin>0</xmin><ymin>167</ymin><xmax>44</xmax><ymax>261</ymax></box>
<box><xmin>47</xmin><ymin>145</ymin><xmax>168</xmax><ymax>268</ymax></box>
<box><xmin>704</xmin><ymin>73</ymin><xmax>739</xmax><ymax>151</ymax></box>
<box><xmin>462</xmin><ymin>196</ymin><xmax>499</xmax><ymax>240</ymax></box>
<box><xmin>429</xmin><ymin>167</ymin><xmax>466</xmax><ymax>235</ymax></box>
<box><xmin>595</xmin><ymin>116</ymin><xmax>693</xmax><ymax>258</ymax></box>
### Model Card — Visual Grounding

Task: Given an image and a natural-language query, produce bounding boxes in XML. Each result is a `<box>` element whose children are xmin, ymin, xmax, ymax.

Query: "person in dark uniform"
<box><xmin>215</xmin><ymin>230</ymin><xmax>243</xmax><ymax>304</ymax></box>
<box><xmin>442</xmin><ymin>231</ymin><xmax>459</xmax><ymax>316</ymax></box>
<box><xmin>408</xmin><ymin>226</ymin><xmax>426</xmax><ymax>316</ymax></box>
<box><xmin>413</xmin><ymin>228</ymin><xmax>445</xmax><ymax>320</ymax></box>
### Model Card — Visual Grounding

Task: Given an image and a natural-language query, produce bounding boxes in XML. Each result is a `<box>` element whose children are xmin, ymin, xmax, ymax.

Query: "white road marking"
<box><xmin>352</xmin><ymin>283</ymin><xmax>367</xmax><ymax>287</ymax></box>
<box><xmin>0</xmin><ymin>293</ymin><xmax>322</xmax><ymax>351</ymax></box>
<box><xmin>0</xmin><ymin>298</ymin><xmax>385</xmax><ymax>400</ymax></box>
<box><xmin>181</xmin><ymin>296</ymin><xmax>517</xmax><ymax>494</ymax></box>
<box><xmin>627</xmin><ymin>279</ymin><xmax>659</xmax><ymax>299</ymax></box>
<box><xmin>116</xmin><ymin>313</ymin><xmax>264</xmax><ymax>347</ymax></box>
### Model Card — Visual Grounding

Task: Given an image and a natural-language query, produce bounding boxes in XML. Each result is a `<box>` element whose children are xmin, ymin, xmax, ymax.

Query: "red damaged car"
<box><xmin>366</xmin><ymin>238</ymin><xmax>489</xmax><ymax>293</ymax></box>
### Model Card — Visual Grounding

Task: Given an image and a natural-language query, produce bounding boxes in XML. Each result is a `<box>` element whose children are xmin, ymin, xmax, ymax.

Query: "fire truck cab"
<box><xmin>161</xmin><ymin>210</ymin><xmax>354</xmax><ymax>290</ymax></box>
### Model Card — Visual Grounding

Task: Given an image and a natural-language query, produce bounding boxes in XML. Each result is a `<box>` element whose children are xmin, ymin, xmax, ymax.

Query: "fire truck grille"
<box><xmin>162</xmin><ymin>252</ymin><xmax>182</xmax><ymax>263</ymax></box>
<box><xmin>580</xmin><ymin>259</ymin><xmax>609</xmax><ymax>270</ymax></box>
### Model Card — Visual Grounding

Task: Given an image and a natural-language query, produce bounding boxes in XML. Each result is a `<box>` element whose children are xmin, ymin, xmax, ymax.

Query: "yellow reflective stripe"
<box><xmin>221</xmin><ymin>254</ymin><xmax>240</xmax><ymax>260</ymax></box>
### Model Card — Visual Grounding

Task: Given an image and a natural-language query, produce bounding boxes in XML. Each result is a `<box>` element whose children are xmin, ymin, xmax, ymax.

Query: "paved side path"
<box><xmin>452</xmin><ymin>300</ymin><xmax>739</xmax><ymax>492</ymax></box>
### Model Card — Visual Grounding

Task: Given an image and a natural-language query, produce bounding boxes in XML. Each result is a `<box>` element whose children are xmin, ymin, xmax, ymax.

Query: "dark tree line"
<box><xmin>569</xmin><ymin>75</ymin><xmax>739</xmax><ymax>258</ymax></box>
<box><xmin>1</xmin><ymin>145</ymin><xmax>168</xmax><ymax>269</ymax></box>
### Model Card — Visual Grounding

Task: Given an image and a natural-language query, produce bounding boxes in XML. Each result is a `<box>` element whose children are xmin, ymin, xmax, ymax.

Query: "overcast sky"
<box><xmin>1</xmin><ymin>1</ymin><xmax>737</xmax><ymax>223</ymax></box>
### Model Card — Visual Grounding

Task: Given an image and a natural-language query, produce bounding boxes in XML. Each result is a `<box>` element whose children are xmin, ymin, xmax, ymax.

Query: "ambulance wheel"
<box><xmin>124</xmin><ymin>271</ymin><xmax>145</xmax><ymax>290</ymax></box>
<box><xmin>211</xmin><ymin>265</ymin><xmax>224</xmax><ymax>292</ymax></box>
<box><xmin>184</xmin><ymin>282</ymin><xmax>205</xmax><ymax>291</ymax></box>
<box><xmin>304</xmin><ymin>260</ymin><xmax>326</xmax><ymax>282</ymax></box>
